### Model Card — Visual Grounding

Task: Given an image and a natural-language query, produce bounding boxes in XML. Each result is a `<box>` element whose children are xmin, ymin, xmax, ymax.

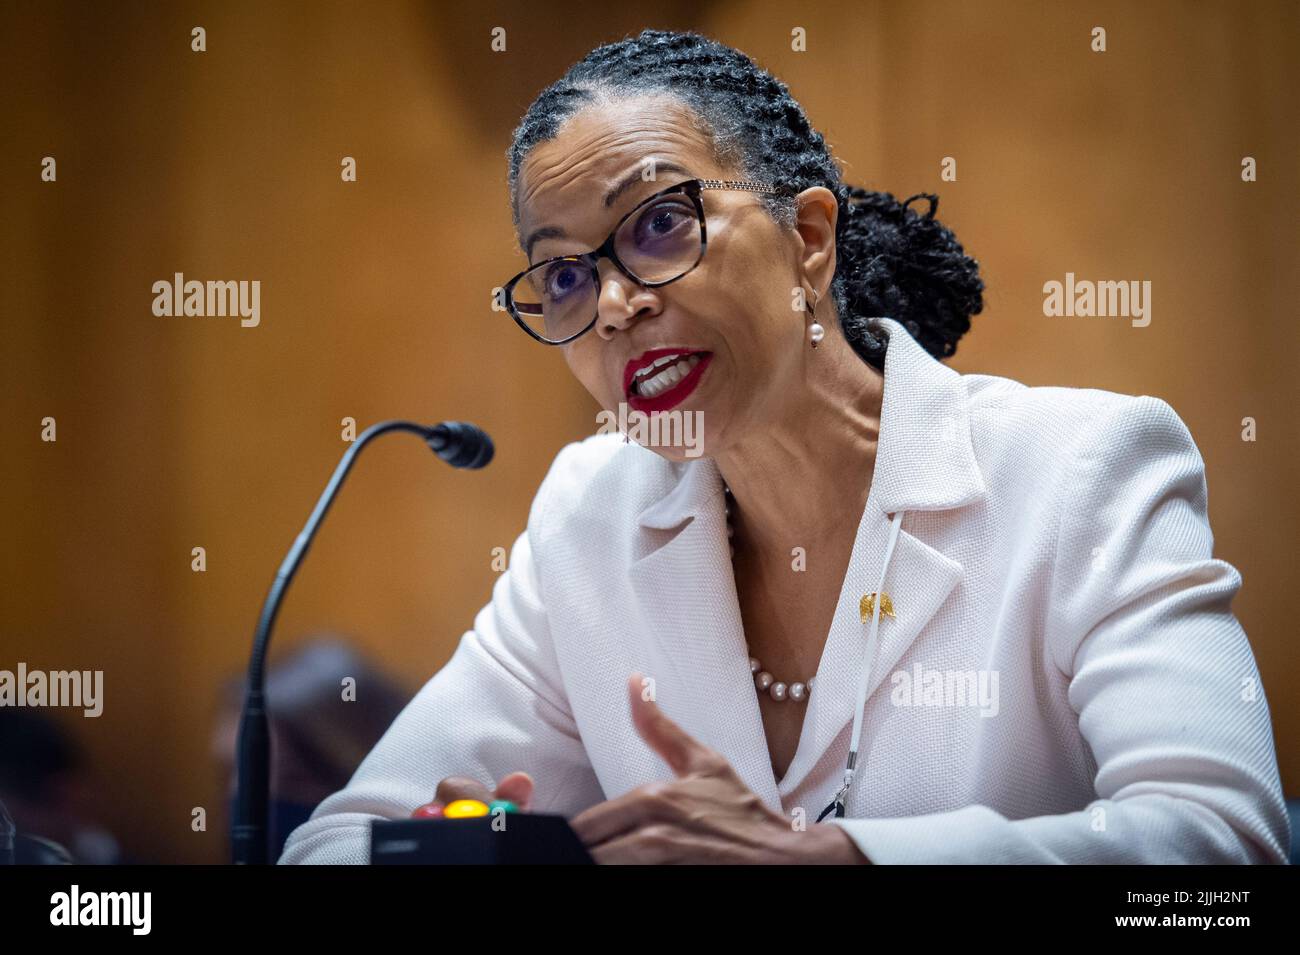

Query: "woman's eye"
<box><xmin>545</xmin><ymin>264</ymin><xmax>580</xmax><ymax>299</ymax></box>
<box><xmin>649</xmin><ymin>209</ymin><xmax>682</xmax><ymax>233</ymax></box>
<box><xmin>634</xmin><ymin>202</ymin><xmax>692</xmax><ymax>245</ymax></box>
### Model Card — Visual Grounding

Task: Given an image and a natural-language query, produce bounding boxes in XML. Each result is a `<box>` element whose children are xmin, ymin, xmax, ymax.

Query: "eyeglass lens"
<box><xmin>511</xmin><ymin>193</ymin><xmax>702</xmax><ymax>342</ymax></box>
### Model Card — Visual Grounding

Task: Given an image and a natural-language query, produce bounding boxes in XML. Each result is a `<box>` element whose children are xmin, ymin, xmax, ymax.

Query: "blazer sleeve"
<box><xmin>278</xmin><ymin>444</ymin><xmax>605</xmax><ymax>864</ymax></box>
<box><xmin>828</xmin><ymin>395</ymin><xmax>1291</xmax><ymax>864</ymax></box>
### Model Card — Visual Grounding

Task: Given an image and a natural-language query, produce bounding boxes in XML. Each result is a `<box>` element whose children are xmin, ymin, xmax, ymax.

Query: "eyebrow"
<box><xmin>523</xmin><ymin>161</ymin><xmax>694</xmax><ymax>261</ymax></box>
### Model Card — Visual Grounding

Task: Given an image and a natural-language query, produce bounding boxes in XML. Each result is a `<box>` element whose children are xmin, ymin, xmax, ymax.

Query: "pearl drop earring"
<box><xmin>806</xmin><ymin>287</ymin><xmax>824</xmax><ymax>348</ymax></box>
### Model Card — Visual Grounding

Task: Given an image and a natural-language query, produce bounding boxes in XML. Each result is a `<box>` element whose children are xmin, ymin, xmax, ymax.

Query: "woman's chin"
<box><xmin>650</xmin><ymin>417</ymin><xmax>723</xmax><ymax>463</ymax></box>
<box><xmin>644</xmin><ymin>443</ymin><xmax>705</xmax><ymax>463</ymax></box>
<box><xmin>598</xmin><ymin>392</ymin><xmax>722</xmax><ymax>462</ymax></box>
<box><xmin>623</xmin><ymin>436</ymin><xmax>709</xmax><ymax>463</ymax></box>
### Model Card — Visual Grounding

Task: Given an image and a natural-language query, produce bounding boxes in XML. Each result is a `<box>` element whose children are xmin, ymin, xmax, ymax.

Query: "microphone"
<box><xmin>427</xmin><ymin>420</ymin><xmax>494</xmax><ymax>469</ymax></box>
<box><xmin>233</xmin><ymin>420</ymin><xmax>494</xmax><ymax>865</ymax></box>
<box><xmin>1</xmin><ymin>799</ymin><xmax>14</xmax><ymax>865</ymax></box>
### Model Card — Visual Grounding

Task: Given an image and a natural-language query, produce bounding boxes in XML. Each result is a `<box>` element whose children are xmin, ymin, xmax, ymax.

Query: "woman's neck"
<box><xmin>715</xmin><ymin>330</ymin><xmax>884</xmax><ymax>563</ymax></box>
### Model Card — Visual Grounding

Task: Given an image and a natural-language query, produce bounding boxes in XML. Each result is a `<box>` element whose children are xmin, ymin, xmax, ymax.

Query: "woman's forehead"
<box><xmin>516</xmin><ymin>99</ymin><xmax>720</xmax><ymax>225</ymax></box>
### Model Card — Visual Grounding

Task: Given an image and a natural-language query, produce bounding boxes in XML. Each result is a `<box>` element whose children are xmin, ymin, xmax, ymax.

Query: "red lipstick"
<box><xmin>624</xmin><ymin>349</ymin><xmax>713</xmax><ymax>413</ymax></box>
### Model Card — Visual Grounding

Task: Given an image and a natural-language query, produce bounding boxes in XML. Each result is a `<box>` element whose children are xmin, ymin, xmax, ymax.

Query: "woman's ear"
<box><xmin>793</xmin><ymin>186</ymin><xmax>839</xmax><ymax>296</ymax></box>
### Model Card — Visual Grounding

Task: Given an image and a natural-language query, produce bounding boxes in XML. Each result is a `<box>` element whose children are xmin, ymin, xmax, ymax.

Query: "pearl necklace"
<box><xmin>725</xmin><ymin>484</ymin><xmax>814</xmax><ymax>704</ymax></box>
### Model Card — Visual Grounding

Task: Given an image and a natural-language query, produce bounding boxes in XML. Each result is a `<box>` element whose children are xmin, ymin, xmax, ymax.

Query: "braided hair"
<box><xmin>506</xmin><ymin>29</ymin><xmax>985</xmax><ymax>370</ymax></box>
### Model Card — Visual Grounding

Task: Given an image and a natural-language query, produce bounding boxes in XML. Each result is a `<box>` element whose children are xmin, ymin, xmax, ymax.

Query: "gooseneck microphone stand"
<box><xmin>233</xmin><ymin>420</ymin><xmax>494</xmax><ymax>865</ymax></box>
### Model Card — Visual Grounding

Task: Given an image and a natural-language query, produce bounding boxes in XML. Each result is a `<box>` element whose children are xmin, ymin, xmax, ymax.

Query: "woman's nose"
<box><xmin>595</xmin><ymin>267</ymin><xmax>657</xmax><ymax>340</ymax></box>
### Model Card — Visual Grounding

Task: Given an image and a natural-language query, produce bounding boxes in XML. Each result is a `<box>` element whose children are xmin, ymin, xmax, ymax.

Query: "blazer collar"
<box><xmin>624</xmin><ymin>317</ymin><xmax>988</xmax><ymax>810</ymax></box>
<box><xmin>637</xmin><ymin>317</ymin><xmax>986</xmax><ymax>528</ymax></box>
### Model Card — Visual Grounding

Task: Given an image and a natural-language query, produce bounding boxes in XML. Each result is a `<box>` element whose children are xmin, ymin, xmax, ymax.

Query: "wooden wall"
<box><xmin>3</xmin><ymin>0</ymin><xmax>1294</xmax><ymax>862</ymax></box>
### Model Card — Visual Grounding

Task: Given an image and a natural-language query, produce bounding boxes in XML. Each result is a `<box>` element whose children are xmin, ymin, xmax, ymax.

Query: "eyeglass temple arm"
<box><xmin>696</xmin><ymin>179</ymin><xmax>792</xmax><ymax>196</ymax></box>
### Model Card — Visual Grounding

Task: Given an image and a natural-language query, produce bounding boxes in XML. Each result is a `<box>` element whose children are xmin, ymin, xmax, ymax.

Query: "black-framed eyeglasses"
<box><xmin>500</xmin><ymin>178</ymin><xmax>795</xmax><ymax>345</ymax></box>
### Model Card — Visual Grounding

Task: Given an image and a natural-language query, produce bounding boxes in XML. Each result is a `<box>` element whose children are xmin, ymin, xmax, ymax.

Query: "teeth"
<box><xmin>636</xmin><ymin>354</ymin><xmax>701</xmax><ymax>397</ymax></box>
<box><xmin>634</xmin><ymin>353</ymin><xmax>685</xmax><ymax>382</ymax></box>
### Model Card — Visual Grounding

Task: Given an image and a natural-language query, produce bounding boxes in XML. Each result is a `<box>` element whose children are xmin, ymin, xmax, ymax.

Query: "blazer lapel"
<box><xmin>626</xmin><ymin>452</ymin><xmax>783</xmax><ymax>809</ymax></box>
<box><xmin>775</xmin><ymin>513</ymin><xmax>965</xmax><ymax>799</ymax></box>
<box><xmin>776</xmin><ymin>318</ymin><xmax>989</xmax><ymax>797</ymax></box>
<box><xmin>624</xmin><ymin>317</ymin><xmax>988</xmax><ymax>809</ymax></box>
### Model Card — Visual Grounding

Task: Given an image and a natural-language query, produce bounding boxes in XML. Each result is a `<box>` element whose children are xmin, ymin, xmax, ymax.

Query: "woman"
<box><xmin>279</xmin><ymin>30</ymin><xmax>1288</xmax><ymax>864</ymax></box>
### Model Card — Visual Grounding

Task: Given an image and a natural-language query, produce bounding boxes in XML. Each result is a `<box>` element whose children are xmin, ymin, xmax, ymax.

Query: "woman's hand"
<box><xmin>569</xmin><ymin>673</ymin><xmax>867</xmax><ymax>864</ymax></box>
<box><xmin>412</xmin><ymin>771</ymin><xmax>535</xmax><ymax>816</ymax></box>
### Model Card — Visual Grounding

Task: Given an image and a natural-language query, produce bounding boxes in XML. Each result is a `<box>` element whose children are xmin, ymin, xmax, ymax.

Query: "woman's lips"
<box><xmin>626</xmin><ymin>352</ymin><xmax>713</xmax><ymax>413</ymax></box>
<box><xmin>623</xmin><ymin>347</ymin><xmax>706</xmax><ymax>396</ymax></box>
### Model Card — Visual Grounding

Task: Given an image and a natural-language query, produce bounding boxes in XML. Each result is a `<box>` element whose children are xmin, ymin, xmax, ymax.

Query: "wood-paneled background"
<box><xmin>3</xmin><ymin>0</ymin><xmax>1295</xmax><ymax>862</ymax></box>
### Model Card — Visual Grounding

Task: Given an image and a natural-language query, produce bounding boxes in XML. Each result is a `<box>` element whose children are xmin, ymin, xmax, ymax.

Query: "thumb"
<box><xmin>626</xmin><ymin>672</ymin><xmax>715</xmax><ymax>777</ymax></box>
<box><xmin>494</xmin><ymin>771</ymin><xmax>534</xmax><ymax>811</ymax></box>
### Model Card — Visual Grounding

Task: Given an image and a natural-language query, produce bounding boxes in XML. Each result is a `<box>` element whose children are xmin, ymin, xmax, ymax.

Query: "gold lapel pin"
<box><xmin>859</xmin><ymin>592</ymin><xmax>896</xmax><ymax>622</ymax></box>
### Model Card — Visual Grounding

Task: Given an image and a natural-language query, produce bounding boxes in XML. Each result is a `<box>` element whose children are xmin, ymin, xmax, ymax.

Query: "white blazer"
<box><xmin>279</xmin><ymin>317</ymin><xmax>1289</xmax><ymax>864</ymax></box>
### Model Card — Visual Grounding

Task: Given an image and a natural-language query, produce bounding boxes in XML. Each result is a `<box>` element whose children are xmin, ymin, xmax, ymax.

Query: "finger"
<box><xmin>588</xmin><ymin>826</ymin><xmax>676</xmax><ymax>865</ymax></box>
<box><xmin>569</xmin><ymin>785</ymin><xmax>663</xmax><ymax>848</ymax></box>
<box><xmin>434</xmin><ymin>776</ymin><xmax>493</xmax><ymax>806</ymax></box>
<box><xmin>590</xmin><ymin>828</ymin><xmax>739</xmax><ymax>865</ymax></box>
<box><xmin>493</xmin><ymin>771</ymin><xmax>534</xmax><ymax>811</ymax></box>
<box><xmin>626</xmin><ymin>672</ymin><xmax>715</xmax><ymax>777</ymax></box>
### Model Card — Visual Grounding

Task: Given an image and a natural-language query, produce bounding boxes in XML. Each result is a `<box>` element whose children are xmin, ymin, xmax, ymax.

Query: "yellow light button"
<box><xmin>442</xmin><ymin>799</ymin><xmax>490</xmax><ymax>819</ymax></box>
